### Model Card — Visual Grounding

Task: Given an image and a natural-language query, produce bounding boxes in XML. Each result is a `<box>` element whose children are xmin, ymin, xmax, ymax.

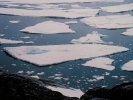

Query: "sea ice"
<box><xmin>82</xmin><ymin>57</ymin><xmax>115</xmax><ymax>71</ymax></box>
<box><xmin>9</xmin><ymin>20</ymin><xmax>20</xmax><ymax>23</ymax></box>
<box><xmin>0</xmin><ymin>8</ymin><xmax>99</xmax><ymax>18</ymax></box>
<box><xmin>65</xmin><ymin>21</ymin><xmax>78</xmax><ymax>24</ymax></box>
<box><xmin>81</xmin><ymin>14</ymin><xmax>133</xmax><ymax>29</ymax></box>
<box><xmin>46</xmin><ymin>86</ymin><xmax>84</xmax><ymax>98</ymax></box>
<box><xmin>101</xmin><ymin>3</ymin><xmax>133</xmax><ymax>13</ymax></box>
<box><xmin>121</xmin><ymin>28</ymin><xmax>133</xmax><ymax>36</ymax></box>
<box><xmin>0</xmin><ymin>38</ymin><xmax>24</xmax><ymax>44</ymax></box>
<box><xmin>4</xmin><ymin>44</ymin><xmax>128</xmax><ymax>66</ymax></box>
<box><xmin>122</xmin><ymin>60</ymin><xmax>133</xmax><ymax>71</ymax></box>
<box><xmin>21</xmin><ymin>21</ymin><xmax>75</xmax><ymax>34</ymax></box>
<box><xmin>0</xmin><ymin>0</ymin><xmax>124</xmax><ymax>4</ymax></box>
<box><xmin>71</xmin><ymin>31</ymin><xmax>106</xmax><ymax>44</ymax></box>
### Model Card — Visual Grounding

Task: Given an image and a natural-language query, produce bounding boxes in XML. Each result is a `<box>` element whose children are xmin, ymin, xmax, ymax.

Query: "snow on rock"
<box><xmin>121</xmin><ymin>28</ymin><xmax>133</xmax><ymax>36</ymax></box>
<box><xmin>0</xmin><ymin>38</ymin><xmax>24</xmax><ymax>44</ymax></box>
<box><xmin>122</xmin><ymin>60</ymin><xmax>133</xmax><ymax>71</ymax></box>
<box><xmin>4</xmin><ymin>44</ymin><xmax>128</xmax><ymax>66</ymax></box>
<box><xmin>101</xmin><ymin>3</ymin><xmax>133</xmax><ymax>13</ymax></box>
<box><xmin>82</xmin><ymin>57</ymin><xmax>115</xmax><ymax>71</ymax></box>
<box><xmin>0</xmin><ymin>0</ymin><xmax>124</xmax><ymax>4</ymax></box>
<box><xmin>71</xmin><ymin>31</ymin><xmax>106</xmax><ymax>44</ymax></box>
<box><xmin>21</xmin><ymin>21</ymin><xmax>75</xmax><ymax>34</ymax></box>
<box><xmin>81</xmin><ymin>14</ymin><xmax>133</xmax><ymax>29</ymax></box>
<box><xmin>46</xmin><ymin>86</ymin><xmax>84</xmax><ymax>98</ymax></box>
<box><xmin>9</xmin><ymin>20</ymin><xmax>20</xmax><ymax>23</ymax></box>
<box><xmin>0</xmin><ymin>8</ymin><xmax>99</xmax><ymax>18</ymax></box>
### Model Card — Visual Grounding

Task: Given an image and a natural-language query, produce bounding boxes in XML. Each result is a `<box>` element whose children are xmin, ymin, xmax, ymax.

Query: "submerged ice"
<box><xmin>4</xmin><ymin>44</ymin><xmax>128</xmax><ymax>66</ymax></box>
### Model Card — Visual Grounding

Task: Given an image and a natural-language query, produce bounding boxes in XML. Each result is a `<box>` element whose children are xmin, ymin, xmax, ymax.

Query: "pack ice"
<box><xmin>0</xmin><ymin>8</ymin><xmax>99</xmax><ymax>18</ymax></box>
<box><xmin>82</xmin><ymin>57</ymin><xmax>115</xmax><ymax>71</ymax></box>
<box><xmin>4</xmin><ymin>44</ymin><xmax>128</xmax><ymax>66</ymax></box>
<box><xmin>0</xmin><ymin>0</ymin><xmax>124</xmax><ymax>4</ymax></box>
<box><xmin>81</xmin><ymin>14</ymin><xmax>133</xmax><ymax>29</ymax></box>
<box><xmin>21</xmin><ymin>21</ymin><xmax>75</xmax><ymax>34</ymax></box>
<box><xmin>101</xmin><ymin>3</ymin><xmax>133</xmax><ymax>13</ymax></box>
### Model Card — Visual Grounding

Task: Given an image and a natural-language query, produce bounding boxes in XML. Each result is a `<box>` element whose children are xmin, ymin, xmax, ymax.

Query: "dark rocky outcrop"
<box><xmin>81</xmin><ymin>82</ymin><xmax>133</xmax><ymax>100</ymax></box>
<box><xmin>0</xmin><ymin>70</ymin><xmax>79</xmax><ymax>100</ymax></box>
<box><xmin>0</xmin><ymin>70</ymin><xmax>133</xmax><ymax>100</ymax></box>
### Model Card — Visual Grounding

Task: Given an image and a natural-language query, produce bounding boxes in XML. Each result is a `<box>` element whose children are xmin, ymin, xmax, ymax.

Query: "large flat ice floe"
<box><xmin>101</xmin><ymin>3</ymin><xmax>133</xmax><ymax>13</ymax></box>
<box><xmin>46</xmin><ymin>86</ymin><xmax>84</xmax><ymax>98</ymax></box>
<box><xmin>81</xmin><ymin>14</ymin><xmax>133</xmax><ymax>29</ymax></box>
<box><xmin>121</xmin><ymin>28</ymin><xmax>133</xmax><ymax>36</ymax></box>
<box><xmin>4</xmin><ymin>44</ymin><xmax>128</xmax><ymax>66</ymax></box>
<box><xmin>122</xmin><ymin>60</ymin><xmax>133</xmax><ymax>71</ymax></box>
<box><xmin>82</xmin><ymin>57</ymin><xmax>115</xmax><ymax>71</ymax></box>
<box><xmin>0</xmin><ymin>38</ymin><xmax>24</xmax><ymax>44</ymax></box>
<box><xmin>0</xmin><ymin>8</ymin><xmax>99</xmax><ymax>18</ymax></box>
<box><xmin>71</xmin><ymin>31</ymin><xmax>105</xmax><ymax>44</ymax></box>
<box><xmin>0</xmin><ymin>0</ymin><xmax>124</xmax><ymax>4</ymax></box>
<box><xmin>21</xmin><ymin>21</ymin><xmax>75</xmax><ymax>34</ymax></box>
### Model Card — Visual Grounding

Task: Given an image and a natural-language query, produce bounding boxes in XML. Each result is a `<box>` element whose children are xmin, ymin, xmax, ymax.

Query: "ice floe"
<box><xmin>0</xmin><ymin>8</ymin><xmax>99</xmax><ymax>18</ymax></box>
<box><xmin>122</xmin><ymin>60</ymin><xmax>133</xmax><ymax>71</ymax></box>
<box><xmin>101</xmin><ymin>3</ymin><xmax>133</xmax><ymax>13</ymax></box>
<box><xmin>0</xmin><ymin>38</ymin><xmax>24</xmax><ymax>44</ymax></box>
<box><xmin>0</xmin><ymin>0</ymin><xmax>124</xmax><ymax>4</ymax></box>
<box><xmin>0</xmin><ymin>34</ymin><xmax>5</xmax><ymax>37</ymax></box>
<box><xmin>4</xmin><ymin>44</ymin><xmax>128</xmax><ymax>66</ymax></box>
<box><xmin>81</xmin><ymin>14</ymin><xmax>133</xmax><ymax>29</ymax></box>
<box><xmin>121</xmin><ymin>28</ymin><xmax>133</xmax><ymax>36</ymax></box>
<box><xmin>82</xmin><ymin>57</ymin><xmax>115</xmax><ymax>71</ymax></box>
<box><xmin>9</xmin><ymin>20</ymin><xmax>20</xmax><ymax>23</ymax></box>
<box><xmin>21</xmin><ymin>21</ymin><xmax>75</xmax><ymax>34</ymax></box>
<box><xmin>46</xmin><ymin>86</ymin><xmax>84</xmax><ymax>98</ymax></box>
<box><xmin>65</xmin><ymin>21</ymin><xmax>78</xmax><ymax>24</ymax></box>
<box><xmin>71</xmin><ymin>31</ymin><xmax>106</xmax><ymax>44</ymax></box>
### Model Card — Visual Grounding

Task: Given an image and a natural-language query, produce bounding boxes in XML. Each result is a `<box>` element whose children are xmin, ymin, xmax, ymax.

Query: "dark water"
<box><xmin>0</xmin><ymin>0</ymin><xmax>133</xmax><ymax>92</ymax></box>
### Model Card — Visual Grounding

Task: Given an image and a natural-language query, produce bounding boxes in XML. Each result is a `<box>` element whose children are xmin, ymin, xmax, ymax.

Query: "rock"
<box><xmin>81</xmin><ymin>82</ymin><xmax>133</xmax><ymax>100</ymax></box>
<box><xmin>0</xmin><ymin>70</ymin><xmax>79</xmax><ymax>100</ymax></box>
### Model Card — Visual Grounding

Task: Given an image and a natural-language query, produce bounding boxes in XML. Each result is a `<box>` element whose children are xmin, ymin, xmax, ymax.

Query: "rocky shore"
<box><xmin>0</xmin><ymin>70</ymin><xmax>133</xmax><ymax>100</ymax></box>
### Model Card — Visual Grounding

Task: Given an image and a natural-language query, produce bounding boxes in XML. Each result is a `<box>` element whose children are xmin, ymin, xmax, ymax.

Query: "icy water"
<box><xmin>0</xmin><ymin>0</ymin><xmax>133</xmax><ymax>92</ymax></box>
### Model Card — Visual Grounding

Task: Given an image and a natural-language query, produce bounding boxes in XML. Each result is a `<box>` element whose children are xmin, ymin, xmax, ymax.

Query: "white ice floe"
<box><xmin>21</xmin><ymin>21</ymin><xmax>75</xmax><ymax>34</ymax></box>
<box><xmin>71</xmin><ymin>31</ymin><xmax>106</xmax><ymax>44</ymax></box>
<box><xmin>0</xmin><ymin>8</ymin><xmax>99</xmax><ymax>18</ymax></box>
<box><xmin>30</xmin><ymin>75</ymin><xmax>40</xmax><ymax>79</ymax></box>
<box><xmin>101</xmin><ymin>3</ymin><xmax>133</xmax><ymax>13</ymax></box>
<box><xmin>4</xmin><ymin>44</ymin><xmax>128</xmax><ymax>66</ymax></box>
<box><xmin>93</xmin><ymin>75</ymin><xmax>104</xmax><ymax>80</ymax></box>
<box><xmin>46</xmin><ymin>86</ymin><xmax>84</xmax><ymax>98</ymax></box>
<box><xmin>37</xmin><ymin>72</ymin><xmax>44</xmax><ymax>75</ymax></box>
<box><xmin>121</xmin><ymin>28</ymin><xmax>133</xmax><ymax>36</ymax></box>
<box><xmin>0</xmin><ymin>0</ymin><xmax>124</xmax><ymax>4</ymax></box>
<box><xmin>9</xmin><ymin>20</ymin><xmax>20</xmax><ymax>23</ymax></box>
<box><xmin>122</xmin><ymin>60</ymin><xmax>133</xmax><ymax>71</ymax></box>
<box><xmin>82</xmin><ymin>57</ymin><xmax>115</xmax><ymax>71</ymax></box>
<box><xmin>0</xmin><ymin>38</ymin><xmax>24</xmax><ymax>44</ymax></box>
<box><xmin>81</xmin><ymin>14</ymin><xmax>133</xmax><ymax>29</ymax></box>
<box><xmin>65</xmin><ymin>21</ymin><xmax>78</xmax><ymax>24</ymax></box>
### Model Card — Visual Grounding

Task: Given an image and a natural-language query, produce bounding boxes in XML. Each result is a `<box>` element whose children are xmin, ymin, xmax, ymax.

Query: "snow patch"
<box><xmin>81</xmin><ymin>14</ymin><xmax>133</xmax><ymax>29</ymax></box>
<box><xmin>82</xmin><ymin>57</ymin><xmax>115</xmax><ymax>71</ymax></box>
<box><xmin>4</xmin><ymin>44</ymin><xmax>128</xmax><ymax>66</ymax></box>
<box><xmin>21</xmin><ymin>21</ymin><xmax>75</xmax><ymax>34</ymax></box>
<box><xmin>46</xmin><ymin>86</ymin><xmax>84</xmax><ymax>98</ymax></box>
